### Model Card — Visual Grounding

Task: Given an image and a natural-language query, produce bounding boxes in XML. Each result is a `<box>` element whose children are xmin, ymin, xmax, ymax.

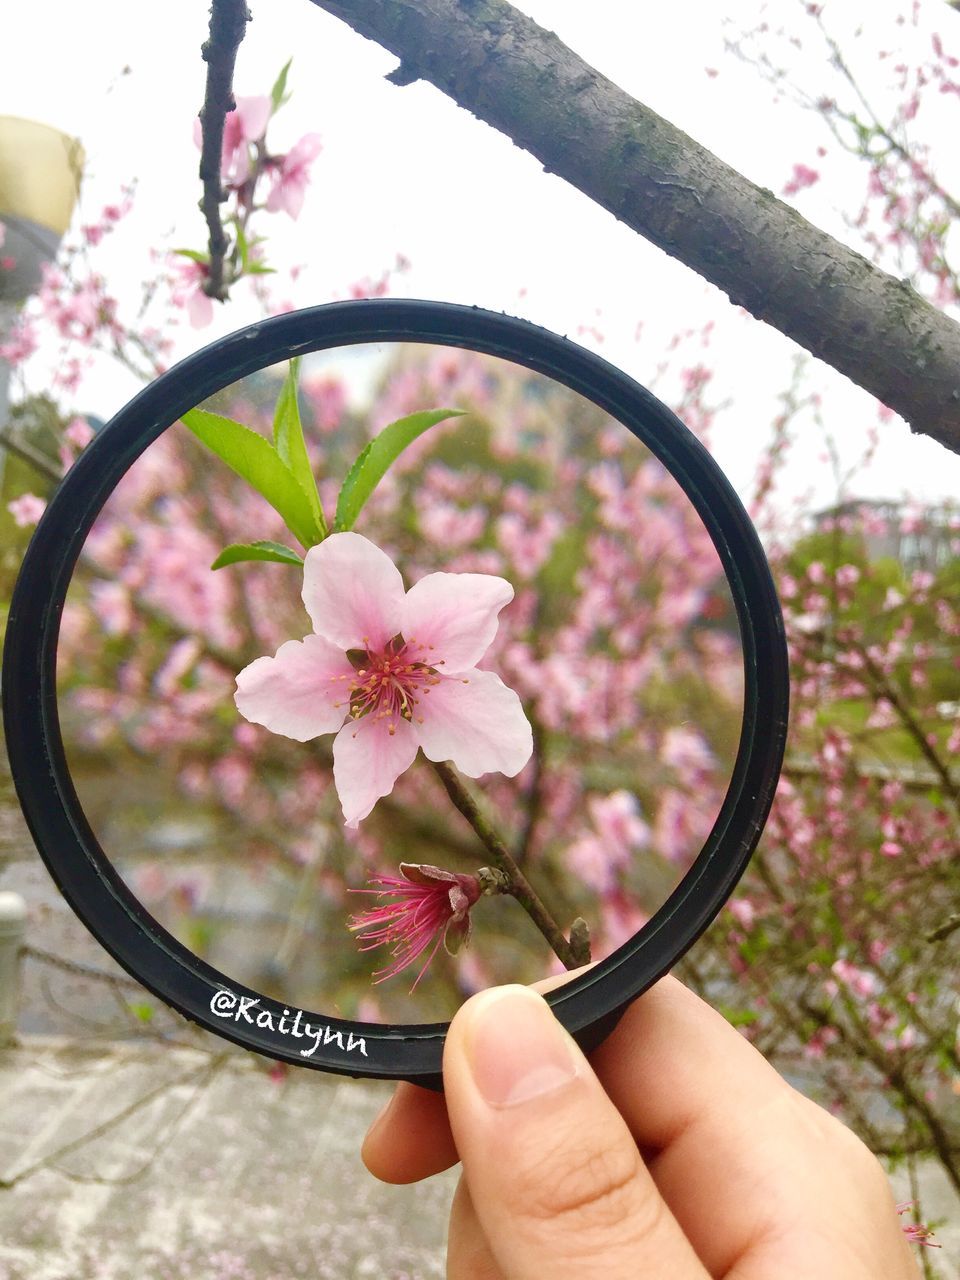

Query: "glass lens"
<box><xmin>57</xmin><ymin>343</ymin><xmax>744</xmax><ymax>1026</ymax></box>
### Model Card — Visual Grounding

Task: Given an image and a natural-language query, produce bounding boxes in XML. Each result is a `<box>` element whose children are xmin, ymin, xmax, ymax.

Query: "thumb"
<box><xmin>443</xmin><ymin>985</ymin><xmax>710</xmax><ymax>1280</ymax></box>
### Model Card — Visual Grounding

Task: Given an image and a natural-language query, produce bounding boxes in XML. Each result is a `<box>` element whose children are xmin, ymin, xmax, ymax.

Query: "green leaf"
<box><xmin>718</xmin><ymin>1005</ymin><xmax>759</xmax><ymax>1029</ymax></box>
<box><xmin>335</xmin><ymin>408</ymin><xmax>466</xmax><ymax>532</ymax></box>
<box><xmin>273</xmin><ymin>358</ymin><xmax>326</xmax><ymax>535</ymax></box>
<box><xmin>128</xmin><ymin>1002</ymin><xmax>155</xmax><ymax>1024</ymax></box>
<box><xmin>211</xmin><ymin>541</ymin><xmax>304</xmax><ymax>570</ymax></box>
<box><xmin>181</xmin><ymin>407</ymin><xmax>323</xmax><ymax>548</ymax></box>
<box><xmin>234</xmin><ymin>221</ymin><xmax>250</xmax><ymax>272</ymax></box>
<box><xmin>271</xmin><ymin>59</ymin><xmax>293</xmax><ymax>112</ymax></box>
<box><xmin>172</xmin><ymin>247</ymin><xmax>209</xmax><ymax>264</ymax></box>
<box><xmin>232</xmin><ymin>224</ymin><xmax>274</xmax><ymax>277</ymax></box>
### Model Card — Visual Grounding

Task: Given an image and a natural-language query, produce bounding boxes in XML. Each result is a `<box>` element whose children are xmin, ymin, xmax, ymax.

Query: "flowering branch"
<box><xmin>430</xmin><ymin>759</ymin><xmax>590</xmax><ymax>969</ymax></box>
<box><xmin>307</xmin><ymin>0</ymin><xmax>960</xmax><ymax>452</ymax></box>
<box><xmin>854</xmin><ymin>645</ymin><xmax>960</xmax><ymax>816</ymax></box>
<box><xmin>813</xmin><ymin>15</ymin><xmax>960</xmax><ymax>221</ymax></box>
<box><xmin>198</xmin><ymin>0</ymin><xmax>251</xmax><ymax>301</ymax></box>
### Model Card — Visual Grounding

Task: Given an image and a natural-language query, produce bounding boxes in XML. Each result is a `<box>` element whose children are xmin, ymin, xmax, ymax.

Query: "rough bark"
<box><xmin>306</xmin><ymin>0</ymin><xmax>960</xmax><ymax>455</ymax></box>
<box><xmin>199</xmin><ymin>0</ymin><xmax>251</xmax><ymax>300</ymax></box>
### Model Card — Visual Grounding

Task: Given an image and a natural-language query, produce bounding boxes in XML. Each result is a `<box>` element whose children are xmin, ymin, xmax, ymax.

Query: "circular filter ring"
<box><xmin>2</xmin><ymin>299</ymin><xmax>789</xmax><ymax>1087</ymax></box>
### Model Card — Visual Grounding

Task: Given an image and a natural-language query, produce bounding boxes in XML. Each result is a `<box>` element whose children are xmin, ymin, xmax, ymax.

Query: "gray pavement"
<box><xmin>0</xmin><ymin>1033</ymin><xmax>957</xmax><ymax>1279</ymax></box>
<box><xmin>0</xmin><ymin>755</ymin><xmax>957</xmax><ymax>1278</ymax></box>
<box><xmin>0</xmin><ymin>1037</ymin><xmax>454</xmax><ymax>1280</ymax></box>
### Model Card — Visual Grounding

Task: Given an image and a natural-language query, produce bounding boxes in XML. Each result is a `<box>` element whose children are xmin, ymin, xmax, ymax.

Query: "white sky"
<box><xmin>3</xmin><ymin>0</ymin><xmax>960</xmax><ymax>517</ymax></box>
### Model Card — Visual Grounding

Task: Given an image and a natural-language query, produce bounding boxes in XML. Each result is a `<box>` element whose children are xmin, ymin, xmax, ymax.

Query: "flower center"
<box><xmin>346</xmin><ymin>635</ymin><xmax>441</xmax><ymax>735</ymax></box>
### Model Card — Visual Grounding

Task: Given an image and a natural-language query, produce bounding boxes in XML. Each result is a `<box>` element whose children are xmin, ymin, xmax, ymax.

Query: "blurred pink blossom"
<box><xmin>419</xmin><ymin>500</ymin><xmax>486</xmax><ymax>548</ymax></box>
<box><xmin>0</xmin><ymin>316</ymin><xmax>38</xmax><ymax>365</ymax></box>
<box><xmin>590</xmin><ymin>789</ymin><xmax>650</xmax><ymax>853</ymax></box>
<box><xmin>728</xmin><ymin>898</ymin><xmax>756</xmax><ymax>930</ymax></box>
<box><xmin>65</xmin><ymin>417</ymin><xmax>95</xmax><ymax>449</ymax></box>
<box><xmin>566</xmin><ymin>790</ymin><xmax>649</xmax><ymax>894</ymax></box>
<box><xmin>169</xmin><ymin>258</ymin><xmax>213</xmax><ymax>328</ymax></box>
<box><xmin>7</xmin><ymin>493</ymin><xmax>46</xmax><ymax>527</ymax></box>
<box><xmin>265</xmin><ymin>133</ymin><xmax>323</xmax><ymax>218</ymax></box>
<box><xmin>301</xmin><ymin>373</ymin><xmax>346</xmax><ymax>433</ymax></box>
<box><xmin>783</xmin><ymin>163</ymin><xmax>821</xmax><ymax>196</ymax></box>
<box><xmin>831</xmin><ymin>958</ymin><xmax>879</xmax><ymax>999</ymax></box>
<box><xmin>90</xmin><ymin>581</ymin><xmax>133</xmax><ymax>637</ymax></box>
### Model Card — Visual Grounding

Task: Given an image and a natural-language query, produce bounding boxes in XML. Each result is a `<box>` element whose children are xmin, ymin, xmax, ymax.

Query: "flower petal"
<box><xmin>417</xmin><ymin>669</ymin><xmax>533</xmax><ymax>778</ymax></box>
<box><xmin>400</xmin><ymin>572</ymin><xmax>514</xmax><ymax>672</ymax></box>
<box><xmin>333</xmin><ymin>714</ymin><xmax>419</xmax><ymax>827</ymax></box>
<box><xmin>235</xmin><ymin>634</ymin><xmax>353</xmax><ymax>741</ymax></box>
<box><xmin>235</xmin><ymin>95</ymin><xmax>271</xmax><ymax>142</ymax></box>
<box><xmin>302</xmin><ymin>532</ymin><xmax>405</xmax><ymax>651</ymax></box>
<box><xmin>398</xmin><ymin>862</ymin><xmax>459</xmax><ymax>888</ymax></box>
<box><xmin>443</xmin><ymin>909</ymin><xmax>472</xmax><ymax>956</ymax></box>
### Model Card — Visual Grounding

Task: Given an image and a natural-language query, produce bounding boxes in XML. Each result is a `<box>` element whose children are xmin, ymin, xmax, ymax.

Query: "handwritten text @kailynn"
<box><xmin>210</xmin><ymin>989</ymin><xmax>368</xmax><ymax>1057</ymax></box>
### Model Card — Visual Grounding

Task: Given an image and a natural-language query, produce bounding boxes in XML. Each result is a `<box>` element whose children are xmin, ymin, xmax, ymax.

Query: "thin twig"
<box><xmin>516</xmin><ymin>715</ymin><xmax>546</xmax><ymax>861</ymax></box>
<box><xmin>927</xmin><ymin>913</ymin><xmax>960</xmax><ymax>944</ymax></box>
<box><xmin>198</xmin><ymin>0</ymin><xmax>250</xmax><ymax>300</ymax></box>
<box><xmin>429</xmin><ymin>759</ymin><xmax>583</xmax><ymax>968</ymax></box>
<box><xmin>857</xmin><ymin>647</ymin><xmax>960</xmax><ymax>814</ymax></box>
<box><xmin>22</xmin><ymin>945</ymin><xmax>144</xmax><ymax>989</ymax></box>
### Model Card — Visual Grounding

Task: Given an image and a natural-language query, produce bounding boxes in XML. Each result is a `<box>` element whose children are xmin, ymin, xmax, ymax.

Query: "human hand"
<box><xmin>362</xmin><ymin>977</ymin><xmax>920</xmax><ymax>1278</ymax></box>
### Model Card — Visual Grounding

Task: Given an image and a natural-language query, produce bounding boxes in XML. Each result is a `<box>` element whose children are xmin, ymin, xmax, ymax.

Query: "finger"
<box><xmin>361</xmin><ymin>1081</ymin><xmax>458</xmax><ymax>1184</ymax></box>
<box><xmin>446</xmin><ymin>1175</ymin><xmax>506</xmax><ymax>1280</ymax></box>
<box><xmin>443</xmin><ymin>984</ymin><xmax>710</xmax><ymax>1280</ymax></box>
<box><xmin>362</xmin><ymin>967</ymin><xmax>593</xmax><ymax>1183</ymax></box>
<box><xmin>590</xmin><ymin>975</ymin><xmax>792</xmax><ymax>1151</ymax></box>
<box><xmin>592</xmin><ymin>977</ymin><xmax>918</xmax><ymax>1279</ymax></box>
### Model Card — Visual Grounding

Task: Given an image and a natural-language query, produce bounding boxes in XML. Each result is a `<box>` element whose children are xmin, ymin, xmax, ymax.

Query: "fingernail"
<box><xmin>463</xmin><ymin>985</ymin><xmax>580</xmax><ymax>1109</ymax></box>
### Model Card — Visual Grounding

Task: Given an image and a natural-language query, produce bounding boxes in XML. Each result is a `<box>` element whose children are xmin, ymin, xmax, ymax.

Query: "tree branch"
<box><xmin>927</xmin><ymin>912</ymin><xmax>960</xmax><ymax>943</ymax></box>
<box><xmin>429</xmin><ymin>759</ymin><xmax>582</xmax><ymax>968</ymax></box>
<box><xmin>199</xmin><ymin>0</ymin><xmax>251</xmax><ymax>300</ymax></box>
<box><xmin>0</xmin><ymin>429</ymin><xmax>61</xmax><ymax>484</ymax></box>
<box><xmin>306</xmin><ymin>0</ymin><xmax>960</xmax><ymax>454</ymax></box>
<box><xmin>855</xmin><ymin>645</ymin><xmax>960</xmax><ymax>814</ymax></box>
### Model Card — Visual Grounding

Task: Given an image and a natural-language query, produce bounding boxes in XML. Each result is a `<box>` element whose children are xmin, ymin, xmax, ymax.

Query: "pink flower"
<box><xmin>7</xmin><ymin>493</ymin><xmax>47</xmax><ymax>528</ymax></box>
<box><xmin>193</xmin><ymin>96</ymin><xmax>271</xmax><ymax>187</ymax></box>
<box><xmin>897</xmin><ymin>1203</ymin><xmax>941</xmax><ymax>1248</ymax></box>
<box><xmin>783</xmin><ymin>163</ymin><xmax>820</xmax><ymax>196</ymax></box>
<box><xmin>349</xmin><ymin>862</ymin><xmax>482</xmax><ymax>986</ymax></box>
<box><xmin>728</xmin><ymin>897</ymin><xmax>756</xmax><ymax>930</ymax></box>
<box><xmin>831</xmin><ymin>957</ymin><xmax>878</xmax><ymax>998</ymax></box>
<box><xmin>0</xmin><ymin>316</ymin><xmax>38</xmax><ymax>365</ymax></box>
<box><xmin>265</xmin><ymin>133</ymin><xmax>322</xmax><ymax>219</ymax></box>
<box><xmin>235</xmin><ymin>532</ymin><xmax>532</xmax><ymax>827</ymax></box>
<box><xmin>65</xmin><ymin>417</ymin><xmax>94</xmax><ymax>449</ymax></box>
<box><xmin>169</xmin><ymin>258</ymin><xmax>213</xmax><ymax>328</ymax></box>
